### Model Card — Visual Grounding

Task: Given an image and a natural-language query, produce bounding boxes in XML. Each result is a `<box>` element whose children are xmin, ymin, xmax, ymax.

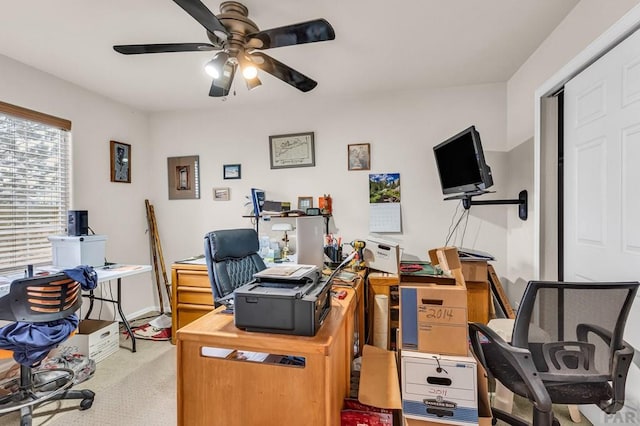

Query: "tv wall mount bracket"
<box><xmin>462</xmin><ymin>190</ymin><xmax>528</xmax><ymax>221</ymax></box>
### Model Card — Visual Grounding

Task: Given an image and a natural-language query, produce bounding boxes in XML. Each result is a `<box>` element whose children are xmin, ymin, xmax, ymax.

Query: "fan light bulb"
<box><xmin>205</xmin><ymin>62</ymin><xmax>220</xmax><ymax>79</ymax></box>
<box><xmin>205</xmin><ymin>52</ymin><xmax>230</xmax><ymax>79</ymax></box>
<box><xmin>242</xmin><ymin>65</ymin><xmax>258</xmax><ymax>80</ymax></box>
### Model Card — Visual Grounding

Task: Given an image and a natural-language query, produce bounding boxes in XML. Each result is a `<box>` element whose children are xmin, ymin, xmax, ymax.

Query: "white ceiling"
<box><xmin>0</xmin><ymin>0</ymin><xmax>580</xmax><ymax>112</ymax></box>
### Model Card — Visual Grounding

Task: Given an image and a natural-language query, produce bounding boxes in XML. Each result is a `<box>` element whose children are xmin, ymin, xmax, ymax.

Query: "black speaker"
<box><xmin>67</xmin><ymin>210</ymin><xmax>88</xmax><ymax>236</ymax></box>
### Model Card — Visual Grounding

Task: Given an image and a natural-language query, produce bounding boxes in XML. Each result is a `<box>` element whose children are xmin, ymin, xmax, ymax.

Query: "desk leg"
<box><xmin>117</xmin><ymin>278</ymin><xmax>136</xmax><ymax>353</ymax></box>
<box><xmin>82</xmin><ymin>280</ymin><xmax>137</xmax><ymax>353</ymax></box>
<box><xmin>84</xmin><ymin>290</ymin><xmax>95</xmax><ymax>319</ymax></box>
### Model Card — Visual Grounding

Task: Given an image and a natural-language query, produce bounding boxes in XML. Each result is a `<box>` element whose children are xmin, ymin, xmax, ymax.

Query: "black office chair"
<box><xmin>0</xmin><ymin>273</ymin><xmax>95</xmax><ymax>426</ymax></box>
<box><xmin>204</xmin><ymin>228</ymin><xmax>266</xmax><ymax>305</ymax></box>
<box><xmin>469</xmin><ymin>280</ymin><xmax>639</xmax><ymax>426</ymax></box>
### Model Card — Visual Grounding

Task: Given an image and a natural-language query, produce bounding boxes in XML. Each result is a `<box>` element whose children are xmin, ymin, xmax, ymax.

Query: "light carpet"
<box><xmin>2</xmin><ymin>328</ymin><xmax>176</xmax><ymax>426</ymax></box>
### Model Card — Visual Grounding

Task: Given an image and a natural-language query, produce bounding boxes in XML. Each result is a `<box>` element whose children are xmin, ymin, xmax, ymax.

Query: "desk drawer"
<box><xmin>177</xmin><ymin>304</ymin><xmax>214</xmax><ymax>329</ymax></box>
<box><xmin>178</xmin><ymin>287</ymin><xmax>213</xmax><ymax>306</ymax></box>
<box><xmin>175</xmin><ymin>270</ymin><xmax>210</xmax><ymax>288</ymax></box>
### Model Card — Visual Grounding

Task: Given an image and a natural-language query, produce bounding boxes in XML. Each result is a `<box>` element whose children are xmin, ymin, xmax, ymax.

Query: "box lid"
<box><xmin>358</xmin><ymin>345</ymin><xmax>402</xmax><ymax>409</ymax></box>
<box><xmin>48</xmin><ymin>235</ymin><xmax>108</xmax><ymax>242</ymax></box>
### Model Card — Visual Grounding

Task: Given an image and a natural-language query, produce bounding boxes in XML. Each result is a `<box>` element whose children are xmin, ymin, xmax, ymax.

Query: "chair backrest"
<box><xmin>204</xmin><ymin>229</ymin><xmax>266</xmax><ymax>300</ymax></box>
<box><xmin>511</xmin><ymin>281</ymin><xmax>638</xmax><ymax>381</ymax></box>
<box><xmin>0</xmin><ymin>273</ymin><xmax>81</xmax><ymax>323</ymax></box>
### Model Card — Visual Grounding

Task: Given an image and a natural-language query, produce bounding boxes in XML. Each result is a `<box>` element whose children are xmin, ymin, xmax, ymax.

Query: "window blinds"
<box><xmin>0</xmin><ymin>111</ymin><xmax>70</xmax><ymax>273</ymax></box>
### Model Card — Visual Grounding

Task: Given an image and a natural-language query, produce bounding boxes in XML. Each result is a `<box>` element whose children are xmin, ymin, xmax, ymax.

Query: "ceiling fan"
<box><xmin>113</xmin><ymin>0</ymin><xmax>335</xmax><ymax>97</ymax></box>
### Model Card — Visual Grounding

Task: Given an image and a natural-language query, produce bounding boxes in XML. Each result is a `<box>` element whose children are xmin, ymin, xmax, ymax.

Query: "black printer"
<box><xmin>233</xmin><ymin>266</ymin><xmax>332</xmax><ymax>336</ymax></box>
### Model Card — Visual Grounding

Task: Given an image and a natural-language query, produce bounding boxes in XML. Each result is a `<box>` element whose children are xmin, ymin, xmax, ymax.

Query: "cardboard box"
<box><xmin>356</xmin><ymin>345</ymin><xmax>491</xmax><ymax>426</ymax></box>
<box><xmin>364</xmin><ymin>237</ymin><xmax>400</xmax><ymax>274</ymax></box>
<box><xmin>60</xmin><ymin>319</ymin><xmax>119</xmax><ymax>363</ymax></box>
<box><xmin>460</xmin><ymin>261</ymin><xmax>488</xmax><ymax>283</ymax></box>
<box><xmin>403</xmin><ymin>355</ymin><xmax>492</xmax><ymax>426</ymax></box>
<box><xmin>48</xmin><ymin>235</ymin><xmax>107</xmax><ymax>268</ymax></box>
<box><xmin>399</xmin><ymin>282</ymin><xmax>469</xmax><ymax>356</ymax></box>
<box><xmin>401</xmin><ymin>351</ymin><xmax>477</xmax><ymax>425</ymax></box>
<box><xmin>342</xmin><ymin>345</ymin><xmax>402</xmax><ymax>425</ymax></box>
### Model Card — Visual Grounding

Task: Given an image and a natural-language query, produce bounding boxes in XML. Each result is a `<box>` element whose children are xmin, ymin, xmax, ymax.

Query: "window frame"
<box><xmin>0</xmin><ymin>101</ymin><xmax>71</xmax><ymax>273</ymax></box>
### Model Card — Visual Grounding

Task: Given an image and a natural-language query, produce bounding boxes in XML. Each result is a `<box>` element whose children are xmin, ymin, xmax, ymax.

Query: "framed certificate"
<box><xmin>269</xmin><ymin>132</ymin><xmax>315</xmax><ymax>169</ymax></box>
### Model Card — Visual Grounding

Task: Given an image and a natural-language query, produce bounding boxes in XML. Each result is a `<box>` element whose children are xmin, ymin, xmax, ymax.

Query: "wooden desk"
<box><xmin>170</xmin><ymin>262</ymin><xmax>365</xmax><ymax>353</ymax></box>
<box><xmin>176</xmin><ymin>288</ymin><xmax>357</xmax><ymax>426</ymax></box>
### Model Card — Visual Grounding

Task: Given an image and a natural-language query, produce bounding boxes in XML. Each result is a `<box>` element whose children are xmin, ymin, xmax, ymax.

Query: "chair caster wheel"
<box><xmin>80</xmin><ymin>398</ymin><xmax>94</xmax><ymax>410</ymax></box>
<box><xmin>491</xmin><ymin>418</ymin><xmax>497</xmax><ymax>425</ymax></box>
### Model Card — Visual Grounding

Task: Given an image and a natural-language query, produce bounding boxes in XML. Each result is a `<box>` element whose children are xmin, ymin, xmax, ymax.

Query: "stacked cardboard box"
<box><xmin>399</xmin><ymin>247</ymin><xmax>487</xmax><ymax>426</ymax></box>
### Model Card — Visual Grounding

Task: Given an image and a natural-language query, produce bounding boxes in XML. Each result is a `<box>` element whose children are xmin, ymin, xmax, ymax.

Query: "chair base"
<box><xmin>0</xmin><ymin>366</ymin><xmax>94</xmax><ymax>426</ymax></box>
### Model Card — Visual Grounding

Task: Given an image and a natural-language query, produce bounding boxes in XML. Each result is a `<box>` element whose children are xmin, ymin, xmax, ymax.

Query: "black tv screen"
<box><xmin>433</xmin><ymin>125</ymin><xmax>493</xmax><ymax>196</ymax></box>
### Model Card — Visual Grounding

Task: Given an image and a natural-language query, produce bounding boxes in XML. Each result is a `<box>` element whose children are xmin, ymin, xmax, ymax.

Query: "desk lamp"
<box><xmin>271</xmin><ymin>223</ymin><xmax>294</xmax><ymax>259</ymax></box>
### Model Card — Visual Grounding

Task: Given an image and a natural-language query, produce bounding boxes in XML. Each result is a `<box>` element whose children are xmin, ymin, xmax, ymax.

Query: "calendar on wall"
<box><xmin>368</xmin><ymin>173</ymin><xmax>402</xmax><ymax>233</ymax></box>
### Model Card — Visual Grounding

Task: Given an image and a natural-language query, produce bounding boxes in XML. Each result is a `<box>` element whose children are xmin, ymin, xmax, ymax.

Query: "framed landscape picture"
<box><xmin>223</xmin><ymin>164</ymin><xmax>241</xmax><ymax>179</ymax></box>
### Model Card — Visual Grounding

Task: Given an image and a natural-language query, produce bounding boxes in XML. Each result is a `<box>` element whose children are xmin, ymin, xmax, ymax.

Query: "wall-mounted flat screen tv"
<box><xmin>433</xmin><ymin>125</ymin><xmax>493</xmax><ymax>197</ymax></box>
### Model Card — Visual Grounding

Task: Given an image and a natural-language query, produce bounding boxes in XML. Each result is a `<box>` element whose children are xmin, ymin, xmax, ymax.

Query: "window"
<box><xmin>0</xmin><ymin>101</ymin><xmax>71</xmax><ymax>273</ymax></box>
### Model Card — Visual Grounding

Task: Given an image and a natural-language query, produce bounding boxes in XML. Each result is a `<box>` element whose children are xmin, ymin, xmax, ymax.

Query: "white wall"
<box><xmin>503</xmin><ymin>0</ymin><xmax>640</xmax><ymax>303</ymax></box>
<box><xmin>148</xmin><ymin>84</ymin><xmax>511</xmax><ymax>278</ymax></box>
<box><xmin>0</xmin><ymin>54</ymin><xmax>157</xmax><ymax>319</ymax></box>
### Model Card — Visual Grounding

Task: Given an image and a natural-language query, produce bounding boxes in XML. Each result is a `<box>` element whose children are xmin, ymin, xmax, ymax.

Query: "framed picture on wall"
<box><xmin>269</xmin><ymin>132</ymin><xmax>315</xmax><ymax>169</ymax></box>
<box><xmin>167</xmin><ymin>155</ymin><xmax>200</xmax><ymax>200</ymax></box>
<box><xmin>110</xmin><ymin>141</ymin><xmax>131</xmax><ymax>183</ymax></box>
<box><xmin>348</xmin><ymin>143</ymin><xmax>370</xmax><ymax>171</ymax></box>
<box><xmin>223</xmin><ymin>164</ymin><xmax>241</xmax><ymax>179</ymax></box>
<box><xmin>213</xmin><ymin>187</ymin><xmax>230</xmax><ymax>201</ymax></box>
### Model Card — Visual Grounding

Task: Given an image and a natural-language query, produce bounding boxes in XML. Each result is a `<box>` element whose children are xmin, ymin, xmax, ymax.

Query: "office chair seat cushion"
<box><xmin>483</xmin><ymin>343</ymin><xmax>613</xmax><ymax>405</ymax></box>
<box><xmin>0</xmin><ymin>315</ymin><xmax>79</xmax><ymax>366</ymax></box>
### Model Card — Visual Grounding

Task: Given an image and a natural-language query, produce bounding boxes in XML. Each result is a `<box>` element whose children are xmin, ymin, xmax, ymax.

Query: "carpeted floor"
<box><xmin>2</xmin><ymin>317</ymin><xmax>176</xmax><ymax>426</ymax></box>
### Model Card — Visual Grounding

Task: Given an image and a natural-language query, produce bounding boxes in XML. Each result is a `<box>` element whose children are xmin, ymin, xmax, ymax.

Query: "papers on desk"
<box><xmin>175</xmin><ymin>255</ymin><xmax>207</xmax><ymax>265</ymax></box>
<box><xmin>101</xmin><ymin>264</ymin><xmax>146</xmax><ymax>272</ymax></box>
<box><xmin>254</xmin><ymin>264</ymin><xmax>318</xmax><ymax>280</ymax></box>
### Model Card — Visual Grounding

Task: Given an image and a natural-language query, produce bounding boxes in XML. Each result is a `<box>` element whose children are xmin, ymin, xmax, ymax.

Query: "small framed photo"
<box><xmin>223</xmin><ymin>164</ymin><xmax>241</xmax><ymax>179</ymax></box>
<box><xmin>298</xmin><ymin>196</ymin><xmax>313</xmax><ymax>211</ymax></box>
<box><xmin>213</xmin><ymin>187</ymin><xmax>230</xmax><ymax>201</ymax></box>
<box><xmin>269</xmin><ymin>132</ymin><xmax>315</xmax><ymax>169</ymax></box>
<box><xmin>348</xmin><ymin>143</ymin><xmax>371</xmax><ymax>171</ymax></box>
<box><xmin>110</xmin><ymin>141</ymin><xmax>131</xmax><ymax>183</ymax></box>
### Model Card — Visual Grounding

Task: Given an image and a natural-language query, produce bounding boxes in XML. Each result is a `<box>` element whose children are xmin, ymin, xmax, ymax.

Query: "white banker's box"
<box><xmin>60</xmin><ymin>319</ymin><xmax>119</xmax><ymax>363</ymax></box>
<box><xmin>48</xmin><ymin>235</ymin><xmax>107</xmax><ymax>268</ymax></box>
<box><xmin>364</xmin><ymin>236</ymin><xmax>400</xmax><ymax>274</ymax></box>
<box><xmin>401</xmin><ymin>351</ymin><xmax>478</xmax><ymax>425</ymax></box>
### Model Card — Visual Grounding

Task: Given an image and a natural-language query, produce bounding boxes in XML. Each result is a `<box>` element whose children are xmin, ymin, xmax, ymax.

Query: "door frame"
<box><xmin>533</xmin><ymin>5</ymin><xmax>640</xmax><ymax>280</ymax></box>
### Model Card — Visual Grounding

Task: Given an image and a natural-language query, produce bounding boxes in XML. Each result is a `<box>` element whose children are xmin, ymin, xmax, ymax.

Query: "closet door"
<box><xmin>564</xmin><ymin>28</ymin><xmax>640</xmax><ymax>346</ymax></box>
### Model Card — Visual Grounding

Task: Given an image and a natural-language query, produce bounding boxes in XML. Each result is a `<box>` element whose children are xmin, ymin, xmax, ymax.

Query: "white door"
<box><xmin>564</xmin><ymin>28</ymin><xmax>640</xmax><ymax>423</ymax></box>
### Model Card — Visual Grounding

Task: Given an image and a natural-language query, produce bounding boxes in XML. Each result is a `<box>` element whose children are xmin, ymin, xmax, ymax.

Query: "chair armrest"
<box><xmin>576</xmin><ymin>323</ymin><xmax>612</xmax><ymax>345</ymax></box>
<box><xmin>469</xmin><ymin>322</ymin><xmax>552</xmax><ymax>413</ymax></box>
<box><xmin>606</xmin><ymin>342</ymin><xmax>634</xmax><ymax>413</ymax></box>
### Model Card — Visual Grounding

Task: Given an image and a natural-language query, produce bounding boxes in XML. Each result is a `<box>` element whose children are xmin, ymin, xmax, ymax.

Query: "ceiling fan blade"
<box><xmin>209</xmin><ymin>62</ymin><xmax>236</xmax><ymax>97</ymax></box>
<box><xmin>113</xmin><ymin>43</ymin><xmax>216</xmax><ymax>55</ymax></box>
<box><xmin>246</xmin><ymin>19</ymin><xmax>335</xmax><ymax>50</ymax></box>
<box><xmin>173</xmin><ymin>0</ymin><xmax>229</xmax><ymax>40</ymax></box>
<box><xmin>251</xmin><ymin>52</ymin><xmax>317</xmax><ymax>92</ymax></box>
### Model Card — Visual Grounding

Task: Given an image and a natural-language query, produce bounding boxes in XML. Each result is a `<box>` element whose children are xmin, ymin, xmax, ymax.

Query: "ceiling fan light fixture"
<box><xmin>245</xmin><ymin>76</ymin><xmax>262</xmax><ymax>91</ymax></box>
<box><xmin>242</xmin><ymin>64</ymin><xmax>258</xmax><ymax>80</ymax></box>
<box><xmin>204</xmin><ymin>52</ymin><xmax>229</xmax><ymax>79</ymax></box>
